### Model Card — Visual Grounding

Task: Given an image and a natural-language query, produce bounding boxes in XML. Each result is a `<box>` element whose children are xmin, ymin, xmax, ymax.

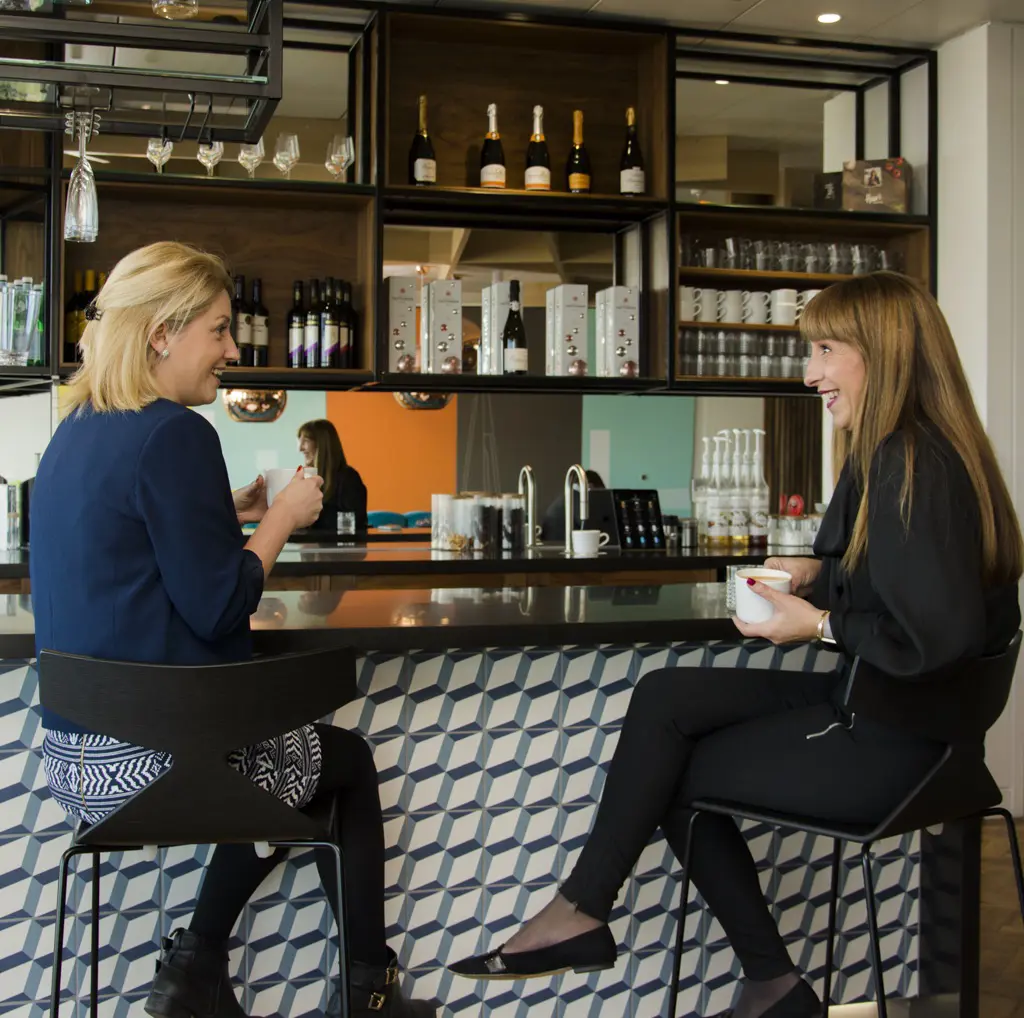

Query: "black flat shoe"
<box><xmin>714</xmin><ymin>977</ymin><xmax>820</xmax><ymax>1018</ymax></box>
<box><xmin>448</xmin><ymin>925</ymin><xmax>616</xmax><ymax>981</ymax></box>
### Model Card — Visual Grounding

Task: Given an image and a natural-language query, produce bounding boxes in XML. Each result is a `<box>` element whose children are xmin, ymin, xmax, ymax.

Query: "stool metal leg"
<box><xmin>668</xmin><ymin>811</ymin><xmax>701</xmax><ymax>1018</ymax></box>
<box><xmin>50</xmin><ymin>845</ymin><xmax>91</xmax><ymax>1018</ymax></box>
<box><xmin>859</xmin><ymin>844</ymin><xmax>887</xmax><ymax>1018</ymax></box>
<box><xmin>984</xmin><ymin>807</ymin><xmax>1024</xmax><ymax>924</ymax></box>
<box><xmin>91</xmin><ymin>853</ymin><xmax>100</xmax><ymax>1018</ymax></box>
<box><xmin>820</xmin><ymin>838</ymin><xmax>842</xmax><ymax>1018</ymax></box>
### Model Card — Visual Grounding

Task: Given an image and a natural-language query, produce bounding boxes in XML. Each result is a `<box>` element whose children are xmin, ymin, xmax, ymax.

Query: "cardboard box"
<box><xmin>421</xmin><ymin>280</ymin><xmax>462</xmax><ymax>374</ymax></box>
<box><xmin>596</xmin><ymin>286</ymin><xmax>639</xmax><ymax>378</ymax></box>
<box><xmin>814</xmin><ymin>158</ymin><xmax>912</xmax><ymax>214</ymax></box>
<box><xmin>545</xmin><ymin>284</ymin><xmax>589</xmax><ymax>376</ymax></box>
<box><xmin>480</xmin><ymin>282</ymin><xmax>510</xmax><ymax>376</ymax></box>
<box><xmin>385</xmin><ymin>276</ymin><xmax>418</xmax><ymax>373</ymax></box>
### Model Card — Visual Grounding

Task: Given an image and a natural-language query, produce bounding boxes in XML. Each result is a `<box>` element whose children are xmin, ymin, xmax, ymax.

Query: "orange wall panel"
<box><xmin>325</xmin><ymin>391</ymin><xmax>457</xmax><ymax>513</ymax></box>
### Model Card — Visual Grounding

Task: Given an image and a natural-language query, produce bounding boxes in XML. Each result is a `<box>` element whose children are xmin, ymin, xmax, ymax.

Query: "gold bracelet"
<box><xmin>815</xmin><ymin>610</ymin><xmax>831</xmax><ymax>642</ymax></box>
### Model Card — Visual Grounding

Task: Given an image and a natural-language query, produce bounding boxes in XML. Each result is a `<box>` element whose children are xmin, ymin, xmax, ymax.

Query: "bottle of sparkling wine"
<box><xmin>566</xmin><ymin>109</ymin><xmax>591</xmax><ymax>194</ymax></box>
<box><xmin>480</xmin><ymin>103</ymin><xmax>506</xmax><ymax>189</ymax></box>
<box><xmin>502</xmin><ymin>279</ymin><xmax>528</xmax><ymax>375</ymax></box>
<box><xmin>620</xmin><ymin>106</ymin><xmax>646</xmax><ymax>195</ymax></box>
<box><xmin>525</xmin><ymin>105</ymin><xmax>551</xmax><ymax>191</ymax></box>
<box><xmin>409</xmin><ymin>94</ymin><xmax>437</xmax><ymax>186</ymax></box>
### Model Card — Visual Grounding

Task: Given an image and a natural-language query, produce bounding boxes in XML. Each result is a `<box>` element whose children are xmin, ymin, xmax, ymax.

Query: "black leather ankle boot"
<box><xmin>144</xmin><ymin>929</ymin><xmax>250</xmax><ymax>1018</ymax></box>
<box><xmin>327</xmin><ymin>949</ymin><xmax>435</xmax><ymax>1018</ymax></box>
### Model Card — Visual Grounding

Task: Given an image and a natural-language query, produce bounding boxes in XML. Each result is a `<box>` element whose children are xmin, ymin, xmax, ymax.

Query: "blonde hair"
<box><xmin>801</xmin><ymin>271</ymin><xmax>1023</xmax><ymax>586</ymax></box>
<box><xmin>63</xmin><ymin>241</ymin><xmax>232</xmax><ymax>416</ymax></box>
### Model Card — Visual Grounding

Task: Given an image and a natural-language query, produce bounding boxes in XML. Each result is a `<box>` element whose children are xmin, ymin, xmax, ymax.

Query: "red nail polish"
<box><xmin>746</xmin><ymin>578</ymin><xmax>756</xmax><ymax>586</ymax></box>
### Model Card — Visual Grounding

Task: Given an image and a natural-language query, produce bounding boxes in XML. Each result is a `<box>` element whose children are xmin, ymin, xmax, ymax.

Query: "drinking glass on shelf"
<box><xmin>273</xmin><ymin>133</ymin><xmax>300</xmax><ymax>179</ymax></box>
<box><xmin>237</xmin><ymin>138</ymin><xmax>265</xmax><ymax>179</ymax></box>
<box><xmin>146</xmin><ymin>137</ymin><xmax>174</xmax><ymax>174</ymax></box>
<box><xmin>64</xmin><ymin>112</ymin><xmax>98</xmax><ymax>243</ymax></box>
<box><xmin>197</xmin><ymin>140</ymin><xmax>224</xmax><ymax>178</ymax></box>
<box><xmin>325</xmin><ymin>134</ymin><xmax>355</xmax><ymax>182</ymax></box>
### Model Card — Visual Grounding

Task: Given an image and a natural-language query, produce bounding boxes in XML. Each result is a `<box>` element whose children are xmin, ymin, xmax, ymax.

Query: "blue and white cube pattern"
<box><xmin>0</xmin><ymin>642</ymin><xmax>919</xmax><ymax>1016</ymax></box>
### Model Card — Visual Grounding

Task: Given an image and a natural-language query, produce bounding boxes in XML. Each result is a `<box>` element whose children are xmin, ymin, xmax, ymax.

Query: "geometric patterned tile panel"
<box><xmin>0</xmin><ymin>645</ymin><xmax>919</xmax><ymax>1016</ymax></box>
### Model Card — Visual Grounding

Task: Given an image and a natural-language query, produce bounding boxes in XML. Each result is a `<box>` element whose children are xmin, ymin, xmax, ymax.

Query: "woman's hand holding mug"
<box><xmin>765</xmin><ymin>556</ymin><xmax>821</xmax><ymax>597</ymax></box>
<box><xmin>272</xmin><ymin>467</ymin><xmax>324</xmax><ymax>530</ymax></box>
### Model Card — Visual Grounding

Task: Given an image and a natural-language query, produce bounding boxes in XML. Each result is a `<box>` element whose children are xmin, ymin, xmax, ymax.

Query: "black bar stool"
<box><xmin>37</xmin><ymin>645</ymin><xmax>359</xmax><ymax>1018</ymax></box>
<box><xmin>669</xmin><ymin>633</ymin><xmax>1024</xmax><ymax>1018</ymax></box>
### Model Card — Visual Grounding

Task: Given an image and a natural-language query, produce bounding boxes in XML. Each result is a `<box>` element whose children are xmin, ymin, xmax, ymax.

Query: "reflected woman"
<box><xmin>298</xmin><ymin>418</ymin><xmax>368</xmax><ymax>534</ymax></box>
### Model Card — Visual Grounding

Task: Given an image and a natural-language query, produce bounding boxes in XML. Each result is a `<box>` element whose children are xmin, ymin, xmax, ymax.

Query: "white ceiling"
<box><xmin>371</xmin><ymin>0</ymin><xmax>1024</xmax><ymax>48</ymax></box>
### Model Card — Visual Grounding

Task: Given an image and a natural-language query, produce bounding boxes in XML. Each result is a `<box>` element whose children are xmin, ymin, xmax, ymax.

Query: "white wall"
<box><xmin>0</xmin><ymin>390</ymin><xmax>55</xmax><ymax>483</ymax></box>
<box><xmin>694</xmin><ymin>397</ymin><xmax>764</xmax><ymax>451</ymax></box>
<box><xmin>822</xmin><ymin>91</ymin><xmax>857</xmax><ymax>172</ymax></box>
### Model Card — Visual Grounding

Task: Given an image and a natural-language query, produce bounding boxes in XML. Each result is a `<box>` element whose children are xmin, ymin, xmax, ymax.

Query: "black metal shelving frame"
<box><xmin>0</xmin><ymin>0</ymin><xmax>936</xmax><ymax>400</ymax></box>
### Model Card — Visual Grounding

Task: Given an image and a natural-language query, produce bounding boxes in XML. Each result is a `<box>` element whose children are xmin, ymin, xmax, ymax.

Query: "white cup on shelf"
<box><xmin>797</xmin><ymin>289</ymin><xmax>823</xmax><ymax>319</ymax></box>
<box><xmin>695</xmin><ymin>288</ymin><xmax>719</xmax><ymax>323</ymax></box>
<box><xmin>742</xmin><ymin>291</ymin><xmax>771</xmax><ymax>325</ymax></box>
<box><xmin>769</xmin><ymin>289</ymin><xmax>799</xmax><ymax>327</ymax></box>
<box><xmin>571</xmin><ymin>529</ymin><xmax>610</xmax><ymax>556</ymax></box>
<box><xmin>679</xmin><ymin>285</ymin><xmax>701</xmax><ymax>322</ymax></box>
<box><xmin>717</xmin><ymin>289</ymin><xmax>744</xmax><ymax>324</ymax></box>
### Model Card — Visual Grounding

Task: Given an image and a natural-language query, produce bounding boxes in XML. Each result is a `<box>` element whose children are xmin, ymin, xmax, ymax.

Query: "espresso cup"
<box><xmin>734</xmin><ymin>567</ymin><xmax>792</xmax><ymax>624</ymax></box>
<box><xmin>571</xmin><ymin>529</ymin><xmax>610</xmax><ymax>556</ymax></box>
<box><xmin>264</xmin><ymin>466</ymin><xmax>317</xmax><ymax>507</ymax></box>
<box><xmin>769</xmin><ymin>289</ymin><xmax>799</xmax><ymax>327</ymax></box>
<box><xmin>742</xmin><ymin>290</ymin><xmax>771</xmax><ymax>325</ymax></box>
<box><xmin>717</xmin><ymin>289</ymin><xmax>744</xmax><ymax>324</ymax></box>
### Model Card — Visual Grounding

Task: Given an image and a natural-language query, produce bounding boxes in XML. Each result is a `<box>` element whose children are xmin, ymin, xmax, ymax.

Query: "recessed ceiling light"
<box><xmin>817</xmin><ymin>13</ymin><xmax>842</xmax><ymax>23</ymax></box>
<box><xmin>715</xmin><ymin>79</ymin><xmax>730</xmax><ymax>85</ymax></box>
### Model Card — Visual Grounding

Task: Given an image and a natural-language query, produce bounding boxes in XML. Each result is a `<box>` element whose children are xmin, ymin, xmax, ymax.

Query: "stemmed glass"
<box><xmin>273</xmin><ymin>133</ymin><xmax>300</xmax><ymax>179</ymax></box>
<box><xmin>146</xmin><ymin>136</ymin><xmax>174</xmax><ymax>174</ymax></box>
<box><xmin>64</xmin><ymin>111</ymin><xmax>99</xmax><ymax>243</ymax></box>
<box><xmin>237</xmin><ymin>138</ymin><xmax>264</xmax><ymax>180</ymax></box>
<box><xmin>325</xmin><ymin>134</ymin><xmax>355</xmax><ymax>182</ymax></box>
<box><xmin>197</xmin><ymin>140</ymin><xmax>224</xmax><ymax>177</ymax></box>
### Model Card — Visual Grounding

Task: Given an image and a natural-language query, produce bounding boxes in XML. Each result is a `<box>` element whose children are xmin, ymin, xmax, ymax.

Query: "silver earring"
<box><xmin>160</xmin><ymin>349</ymin><xmax>170</xmax><ymax>360</ymax></box>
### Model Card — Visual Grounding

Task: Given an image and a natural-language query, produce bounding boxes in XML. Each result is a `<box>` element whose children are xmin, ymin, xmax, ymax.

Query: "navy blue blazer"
<box><xmin>31</xmin><ymin>399</ymin><xmax>264</xmax><ymax>733</ymax></box>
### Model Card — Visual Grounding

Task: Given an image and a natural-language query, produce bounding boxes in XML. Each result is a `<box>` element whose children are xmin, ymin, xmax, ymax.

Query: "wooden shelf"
<box><xmin>219</xmin><ymin>367</ymin><xmax>375</xmax><ymax>390</ymax></box>
<box><xmin>673</xmin><ymin>375</ymin><xmax>811</xmax><ymax>396</ymax></box>
<box><xmin>374</xmin><ymin>372</ymin><xmax>664</xmax><ymax>394</ymax></box>
<box><xmin>676</xmin><ymin>202</ymin><xmax>931</xmax><ymax>233</ymax></box>
<box><xmin>678</xmin><ymin>266</ymin><xmax>853</xmax><ymax>286</ymax></box>
<box><xmin>678</xmin><ymin>320</ymin><xmax>800</xmax><ymax>333</ymax></box>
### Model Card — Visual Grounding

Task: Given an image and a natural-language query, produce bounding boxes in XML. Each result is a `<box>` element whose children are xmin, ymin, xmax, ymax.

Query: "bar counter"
<box><xmin>0</xmin><ymin>583</ymin><xmax>974</xmax><ymax>1018</ymax></box>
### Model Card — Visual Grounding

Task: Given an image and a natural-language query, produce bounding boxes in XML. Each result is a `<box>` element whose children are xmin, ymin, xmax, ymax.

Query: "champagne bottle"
<box><xmin>409</xmin><ymin>94</ymin><xmax>437</xmax><ymax>186</ymax></box>
<box><xmin>619</xmin><ymin>107</ymin><xmax>646</xmax><ymax>195</ymax></box>
<box><xmin>251</xmin><ymin>277</ymin><xmax>269</xmax><ymax>367</ymax></box>
<box><xmin>304</xmin><ymin>279</ymin><xmax>321</xmax><ymax>369</ymax></box>
<box><xmin>525</xmin><ymin>105</ymin><xmax>551</xmax><ymax>191</ymax></box>
<box><xmin>502</xmin><ymin>279</ymin><xmax>527</xmax><ymax>375</ymax></box>
<box><xmin>64</xmin><ymin>270</ymin><xmax>83</xmax><ymax>363</ymax></box>
<box><xmin>566</xmin><ymin>109</ymin><xmax>591</xmax><ymax>194</ymax></box>
<box><xmin>287</xmin><ymin>280</ymin><xmax>305</xmax><ymax>368</ymax></box>
<box><xmin>320</xmin><ymin>277</ymin><xmax>341</xmax><ymax>368</ymax></box>
<box><xmin>232</xmin><ymin>274</ymin><xmax>253</xmax><ymax>366</ymax></box>
<box><xmin>480</xmin><ymin>103</ymin><xmax>506</xmax><ymax>189</ymax></box>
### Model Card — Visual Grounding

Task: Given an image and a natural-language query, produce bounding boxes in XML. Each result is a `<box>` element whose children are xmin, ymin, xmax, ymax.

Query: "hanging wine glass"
<box><xmin>146</xmin><ymin>136</ymin><xmax>174</xmax><ymax>174</ymax></box>
<box><xmin>237</xmin><ymin>137</ymin><xmax>264</xmax><ymax>180</ymax></box>
<box><xmin>197</xmin><ymin>140</ymin><xmax>224</xmax><ymax>178</ymax></box>
<box><xmin>64</xmin><ymin>111</ymin><xmax>99</xmax><ymax>243</ymax></box>
<box><xmin>325</xmin><ymin>134</ymin><xmax>355</xmax><ymax>182</ymax></box>
<box><xmin>273</xmin><ymin>133</ymin><xmax>300</xmax><ymax>179</ymax></box>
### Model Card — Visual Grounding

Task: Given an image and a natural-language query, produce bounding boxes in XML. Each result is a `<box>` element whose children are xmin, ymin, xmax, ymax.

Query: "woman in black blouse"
<box><xmin>450</xmin><ymin>273</ymin><xmax>1023</xmax><ymax>1018</ymax></box>
<box><xmin>298</xmin><ymin>419</ymin><xmax>368</xmax><ymax>533</ymax></box>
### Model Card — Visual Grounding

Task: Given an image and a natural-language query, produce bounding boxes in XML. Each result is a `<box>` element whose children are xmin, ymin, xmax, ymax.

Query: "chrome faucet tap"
<box><xmin>518</xmin><ymin>465</ymin><xmax>538</xmax><ymax>549</ymax></box>
<box><xmin>564</xmin><ymin>464</ymin><xmax>589</xmax><ymax>556</ymax></box>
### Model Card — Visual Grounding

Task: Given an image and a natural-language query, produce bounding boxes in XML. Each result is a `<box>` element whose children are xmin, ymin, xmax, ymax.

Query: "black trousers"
<box><xmin>189</xmin><ymin>723</ymin><xmax>388</xmax><ymax>966</ymax></box>
<box><xmin>559</xmin><ymin>666</ymin><xmax>943</xmax><ymax>981</ymax></box>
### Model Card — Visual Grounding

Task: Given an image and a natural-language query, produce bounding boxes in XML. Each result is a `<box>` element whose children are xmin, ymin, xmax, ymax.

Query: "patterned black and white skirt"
<box><xmin>42</xmin><ymin>725</ymin><xmax>322</xmax><ymax>825</ymax></box>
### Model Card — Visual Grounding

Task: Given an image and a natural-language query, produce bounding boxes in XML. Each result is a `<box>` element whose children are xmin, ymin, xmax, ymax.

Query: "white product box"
<box><xmin>480</xmin><ymin>282</ymin><xmax>511</xmax><ymax>376</ymax></box>
<box><xmin>421</xmin><ymin>279</ymin><xmax>462</xmax><ymax>374</ymax></box>
<box><xmin>544</xmin><ymin>284</ymin><xmax>589</xmax><ymax>376</ymax></box>
<box><xmin>386</xmin><ymin>276</ymin><xmax>418</xmax><ymax>373</ymax></box>
<box><xmin>596</xmin><ymin>285</ymin><xmax>640</xmax><ymax>377</ymax></box>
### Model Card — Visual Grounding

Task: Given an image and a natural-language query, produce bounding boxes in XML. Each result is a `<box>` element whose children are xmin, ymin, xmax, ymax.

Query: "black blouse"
<box><xmin>811</xmin><ymin>426</ymin><xmax>1020</xmax><ymax>742</ymax></box>
<box><xmin>309</xmin><ymin>463</ymin><xmax>369</xmax><ymax>533</ymax></box>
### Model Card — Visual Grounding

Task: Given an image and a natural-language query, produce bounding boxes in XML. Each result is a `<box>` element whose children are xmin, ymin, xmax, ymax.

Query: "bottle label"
<box><xmin>750</xmin><ymin>503</ymin><xmax>770</xmax><ymax>537</ymax></box>
<box><xmin>321</xmin><ymin>324</ymin><xmax>340</xmax><ymax>366</ymax></box>
<box><xmin>481</xmin><ymin>164</ymin><xmax>506</xmax><ymax>187</ymax></box>
<box><xmin>525</xmin><ymin>166</ymin><xmax>551</xmax><ymax>190</ymax></box>
<box><xmin>414</xmin><ymin>158</ymin><xmax>437</xmax><ymax>184</ymax></box>
<box><xmin>620</xmin><ymin>168</ymin><xmax>645</xmax><ymax>194</ymax></box>
<box><xmin>304</xmin><ymin>321</ymin><xmax>319</xmax><ymax>362</ymax></box>
<box><xmin>252</xmin><ymin>315</ymin><xmax>269</xmax><ymax>347</ymax></box>
<box><xmin>339</xmin><ymin>324</ymin><xmax>351</xmax><ymax>353</ymax></box>
<box><xmin>504</xmin><ymin>347</ymin><xmax>528</xmax><ymax>373</ymax></box>
<box><xmin>235</xmin><ymin>314</ymin><xmax>252</xmax><ymax>346</ymax></box>
<box><xmin>568</xmin><ymin>172</ymin><xmax>591</xmax><ymax>192</ymax></box>
<box><xmin>288</xmin><ymin>325</ymin><xmax>304</xmax><ymax>364</ymax></box>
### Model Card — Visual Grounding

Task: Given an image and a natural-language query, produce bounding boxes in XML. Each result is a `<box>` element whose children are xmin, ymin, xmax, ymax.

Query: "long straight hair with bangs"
<box><xmin>800</xmin><ymin>271</ymin><xmax>1023</xmax><ymax>586</ymax></box>
<box><xmin>297</xmin><ymin>419</ymin><xmax>347</xmax><ymax>503</ymax></box>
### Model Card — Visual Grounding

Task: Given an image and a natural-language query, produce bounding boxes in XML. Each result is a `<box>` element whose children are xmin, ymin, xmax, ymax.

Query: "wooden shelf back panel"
<box><xmin>386</xmin><ymin>14</ymin><xmax>668</xmax><ymax>199</ymax></box>
<box><xmin>61</xmin><ymin>191</ymin><xmax>375</xmax><ymax>371</ymax></box>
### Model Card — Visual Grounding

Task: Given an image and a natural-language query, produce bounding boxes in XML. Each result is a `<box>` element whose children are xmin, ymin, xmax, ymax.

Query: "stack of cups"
<box><xmin>431</xmin><ymin>494</ymin><xmax>453</xmax><ymax>551</ymax></box>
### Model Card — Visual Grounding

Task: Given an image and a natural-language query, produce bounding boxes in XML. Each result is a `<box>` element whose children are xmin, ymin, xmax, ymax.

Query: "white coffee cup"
<box><xmin>696</xmin><ymin>288</ymin><xmax>719</xmax><ymax>323</ymax></box>
<box><xmin>797</xmin><ymin>290</ymin><xmax>822</xmax><ymax>319</ymax></box>
<box><xmin>264</xmin><ymin>466</ymin><xmax>317</xmax><ymax>507</ymax></box>
<box><xmin>571</xmin><ymin>529</ymin><xmax>610</xmax><ymax>555</ymax></box>
<box><xmin>734</xmin><ymin>567</ymin><xmax>792</xmax><ymax>624</ymax></box>
<box><xmin>717</xmin><ymin>289</ymin><xmax>744</xmax><ymax>324</ymax></box>
<box><xmin>770</xmin><ymin>289</ymin><xmax>799</xmax><ymax>327</ymax></box>
<box><xmin>742</xmin><ymin>291</ymin><xmax>770</xmax><ymax>325</ymax></box>
<box><xmin>679</xmin><ymin>285</ymin><xmax>701</xmax><ymax>322</ymax></box>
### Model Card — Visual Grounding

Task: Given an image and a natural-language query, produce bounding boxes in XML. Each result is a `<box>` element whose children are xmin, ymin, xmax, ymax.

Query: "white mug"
<box><xmin>678</xmin><ymin>285</ymin><xmax>701</xmax><ymax>322</ymax></box>
<box><xmin>695</xmin><ymin>287</ymin><xmax>719</xmax><ymax>323</ymax></box>
<box><xmin>734</xmin><ymin>567</ymin><xmax>792</xmax><ymax>624</ymax></box>
<box><xmin>742</xmin><ymin>291</ymin><xmax>771</xmax><ymax>325</ymax></box>
<box><xmin>571</xmin><ymin>529</ymin><xmax>610</xmax><ymax>556</ymax></box>
<box><xmin>797</xmin><ymin>290</ymin><xmax>822</xmax><ymax>319</ymax></box>
<box><xmin>264</xmin><ymin>466</ymin><xmax>317</xmax><ymax>507</ymax></box>
<box><xmin>717</xmin><ymin>289</ymin><xmax>744</xmax><ymax>324</ymax></box>
<box><xmin>770</xmin><ymin>288</ymin><xmax>799</xmax><ymax>327</ymax></box>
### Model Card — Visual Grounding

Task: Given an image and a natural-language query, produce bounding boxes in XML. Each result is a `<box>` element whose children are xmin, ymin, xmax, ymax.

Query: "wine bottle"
<box><xmin>287</xmin><ymin>280</ymin><xmax>305</xmax><ymax>368</ymax></box>
<box><xmin>304</xmin><ymin>279</ymin><xmax>321</xmax><ymax>369</ymax></box>
<box><xmin>64</xmin><ymin>270</ymin><xmax>83</xmax><ymax>363</ymax></box>
<box><xmin>342</xmin><ymin>281</ymin><xmax>358</xmax><ymax>369</ymax></box>
<box><xmin>502</xmin><ymin>279</ymin><xmax>527</xmax><ymax>375</ymax></box>
<box><xmin>409</xmin><ymin>94</ymin><xmax>437</xmax><ymax>186</ymax></box>
<box><xmin>232</xmin><ymin>274</ymin><xmax>253</xmax><ymax>366</ymax></box>
<box><xmin>480</xmin><ymin>103</ymin><xmax>506</xmax><ymax>189</ymax></box>
<box><xmin>74</xmin><ymin>269</ymin><xmax>97</xmax><ymax>349</ymax></box>
<box><xmin>320</xmin><ymin>277</ymin><xmax>341</xmax><ymax>368</ymax></box>
<box><xmin>337</xmin><ymin>280</ymin><xmax>352</xmax><ymax>368</ymax></box>
<box><xmin>566</xmin><ymin>109</ymin><xmax>592</xmax><ymax>194</ymax></box>
<box><xmin>251</xmin><ymin>277</ymin><xmax>269</xmax><ymax>367</ymax></box>
<box><xmin>525</xmin><ymin>105</ymin><xmax>551</xmax><ymax>192</ymax></box>
<box><xmin>620</xmin><ymin>106</ymin><xmax>646</xmax><ymax>195</ymax></box>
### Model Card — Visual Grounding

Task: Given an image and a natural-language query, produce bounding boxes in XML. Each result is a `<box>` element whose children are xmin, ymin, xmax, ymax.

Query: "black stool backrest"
<box><xmin>38</xmin><ymin>647</ymin><xmax>358</xmax><ymax>847</ymax></box>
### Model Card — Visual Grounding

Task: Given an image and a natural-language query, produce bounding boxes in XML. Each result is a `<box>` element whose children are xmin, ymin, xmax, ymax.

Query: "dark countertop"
<box><xmin>0</xmin><ymin>542</ymin><xmax>785</xmax><ymax>580</ymax></box>
<box><xmin>0</xmin><ymin>582</ymin><xmax>737</xmax><ymax>658</ymax></box>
